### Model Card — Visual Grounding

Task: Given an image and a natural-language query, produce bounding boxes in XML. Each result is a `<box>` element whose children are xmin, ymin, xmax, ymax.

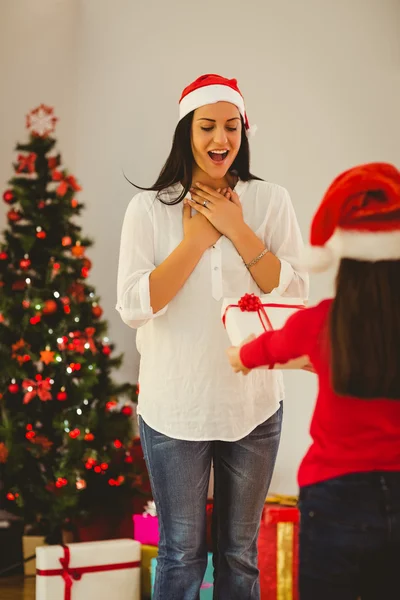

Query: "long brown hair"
<box><xmin>128</xmin><ymin>113</ymin><xmax>261</xmax><ymax>205</ymax></box>
<box><xmin>330</xmin><ymin>258</ymin><xmax>400</xmax><ymax>399</ymax></box>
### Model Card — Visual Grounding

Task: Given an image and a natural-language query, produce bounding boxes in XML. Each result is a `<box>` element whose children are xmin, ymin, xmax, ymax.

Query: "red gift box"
<box><xmin>258</xmin><ymin>504</ymin><xmax>299</xmax><ymax>600</ymax></box>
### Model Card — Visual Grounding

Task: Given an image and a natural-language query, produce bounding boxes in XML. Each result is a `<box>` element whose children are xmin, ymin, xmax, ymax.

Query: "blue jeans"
<box><xmin>139</xmin><ymin>404</ymin><xmax>283</xmax><ymax>600</ymax></box>
<box><xmin>298</xmin><ymin>472</ymin><xmax>400</xmax><ymax>600</ymax></box>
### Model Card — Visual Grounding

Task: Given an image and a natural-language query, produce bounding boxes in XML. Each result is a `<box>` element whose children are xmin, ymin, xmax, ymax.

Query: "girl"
<box><xmin>116</xmin><ymin>73</ymin><xmax>308</xmax><ymax>599</ymax></box>
<box><xmin>227</xmin><ymin>162</ymin><xmax>400</xmax><ymax>600</ymax></box>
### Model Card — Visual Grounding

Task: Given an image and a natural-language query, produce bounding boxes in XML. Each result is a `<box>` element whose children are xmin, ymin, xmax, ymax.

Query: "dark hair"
<box><xmin>330</xmin><ymin>258</ymin><xmax>400</xmax><ymax>399</ymax></box>
<box><xmin>130</xmin><ymin>112</ymin><xmax>262</xmax><ymax>205</ymax></box>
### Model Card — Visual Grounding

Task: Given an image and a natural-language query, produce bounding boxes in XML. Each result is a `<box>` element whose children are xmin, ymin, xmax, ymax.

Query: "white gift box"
<box><xmin>36</xmin><ymin>538</ymin><xmax>141</xmax><ymax>600</ymax></box>
<box><xmin>222</xmin><ymin>293</ymin><xmax>308</xmax><ymax>369</ymax></box>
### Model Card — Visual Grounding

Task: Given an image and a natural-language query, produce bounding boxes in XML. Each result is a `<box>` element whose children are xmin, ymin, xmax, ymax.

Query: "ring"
<box><xmin>203</xmin><ymin>200</ymin><xmax>209</xmax><ymax>208</ymax></box>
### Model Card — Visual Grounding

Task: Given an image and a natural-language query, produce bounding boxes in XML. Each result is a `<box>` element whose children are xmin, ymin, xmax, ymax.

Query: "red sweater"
<box><xmin>240</xmin><ymin>299</ymin><xmax>400</xmax><ymax>487</ymax></box>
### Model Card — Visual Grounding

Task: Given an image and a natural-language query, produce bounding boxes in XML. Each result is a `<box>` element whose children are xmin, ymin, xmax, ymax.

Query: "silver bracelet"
<box><xmin>245</xmin><ymin>248</ymin><xmax>269</xmax><ymax>269</ymax></box>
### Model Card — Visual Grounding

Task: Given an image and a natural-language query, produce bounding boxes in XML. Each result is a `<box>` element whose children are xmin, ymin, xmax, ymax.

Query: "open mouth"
<box><xmin>208</xmin><ymin>150</ymin><xmax>229</xmax><ymax>164</ymax></box>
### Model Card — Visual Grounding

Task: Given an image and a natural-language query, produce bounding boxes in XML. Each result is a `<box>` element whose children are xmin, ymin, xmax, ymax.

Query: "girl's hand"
<box><xmin>188</xmin><ymin>183</ymin><xmax>245</xmax><ymax>240</ymax></box>
<box><xmin>226</xmin><ymin>335</ymin><xmax>255</xmax><ymax>375</ymax></box>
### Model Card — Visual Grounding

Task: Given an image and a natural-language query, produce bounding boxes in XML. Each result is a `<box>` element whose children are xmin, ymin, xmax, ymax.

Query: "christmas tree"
<box><xmin>0</xmin><ymin>105</ymin><xmax>146</xmax><ymax>542</ymax></box>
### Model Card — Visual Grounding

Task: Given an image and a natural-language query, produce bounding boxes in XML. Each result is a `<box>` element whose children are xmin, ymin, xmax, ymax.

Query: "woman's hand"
<box><xmin>183</xmin><ymin>199</ymin><xmax>221</xmax><ymax>252</ymax></box>
<box><xmin>187</xmin><ymin>183</ymin><xmax>246</xmax><ymax>240</ymax></box>
<box><xmin>226</xmin><ymin>335</ymin><xmax>256</xmax><ymax>376</ymax></box>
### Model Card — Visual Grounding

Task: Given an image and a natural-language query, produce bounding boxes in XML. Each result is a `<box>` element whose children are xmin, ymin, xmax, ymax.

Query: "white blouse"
<box><xmin>116</xmin><ymin>179</ymin><xmax>309</xmax><ymax>441</ymax></box>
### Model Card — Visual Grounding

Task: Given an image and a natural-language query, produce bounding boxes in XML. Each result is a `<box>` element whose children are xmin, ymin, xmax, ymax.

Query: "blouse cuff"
<box><xmin>273</xmin><ymin>258</ymin><xmax>295</xmax><ymax>295</ymax></box>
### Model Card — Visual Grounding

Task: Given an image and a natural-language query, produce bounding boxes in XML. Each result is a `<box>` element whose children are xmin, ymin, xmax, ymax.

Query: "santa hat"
<box><xmin>179</xmin><ymin>74</ymin><xmax>256</xmax><ymax>136</ymax></box>
<box><xmin>304</xmin><ymin>162</ymin><xmax>400</xmax><ymax>272</ymax></box>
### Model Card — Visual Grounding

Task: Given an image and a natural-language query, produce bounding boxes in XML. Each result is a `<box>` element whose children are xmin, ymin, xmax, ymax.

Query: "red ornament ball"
<box><xmin>36</xmin><ymin>230</ymin><xmax>46</xmax><ymax>239</ymax></box>
<box><xmin>8</xmin><ymin>383</ymin><xmax>19</xmax><ymax>394</ymax></box>
<box><xmin>7</xmin><ymin>209</ymin><xmax>21</xmax><ymax>222</ymax></box>
<box><xmin>57</xmin><ymin>391</ymin><xmax>68</xmax><ymax>401</ymax></box>
<box><xmin>3</xmin><ymin>190</ymin><xmax>15</xmax><ymax>204</ymax></box>
<box><xmin>0</xmin><ymin>251</ymin><xmax>8</xmax><ymax>261</ymax></box>
<box><xmin>62</xmin><ymin>236</ymin><xmax>72</xmax><ymax>247</ymax></box>
<box><xmin>43</xmin><ymin>299</ymin><xmax>58</xmax><ymax>315</ymax></box>
<box><xmin>121</xmin><ymin>405</ymin><xmax>133</xmax><ymax>417</ymax></box>
<box><xmin>19</xmin><ymin>258</ymin><xmax>31</xmax><ymax>270</ymax></box>
<box><xmin>92</xmin><ymin>305</ymin><xmax>103</xmax><ymax>319</ymax></box>
<box><xmin>102</xmin><ymin>345</ymin><xmax>111</xmax><ymax>356</ymax></box>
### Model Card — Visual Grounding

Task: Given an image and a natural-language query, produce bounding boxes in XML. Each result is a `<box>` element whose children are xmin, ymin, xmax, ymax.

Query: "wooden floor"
<box><xmin>0</xmin><ymin>577</ymin><xmax>35</xmax><ymax>600</ymax></box>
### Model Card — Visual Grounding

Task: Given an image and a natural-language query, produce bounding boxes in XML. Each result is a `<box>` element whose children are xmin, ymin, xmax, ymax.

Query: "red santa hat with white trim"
<box><xmin>304</xmin><ymin>162</ymin><xmax>400</xmax><ymax>272</ymax></box>
<box><xmin>179</xmin><ymin>73</ymin><xmax>256</xmax><ymax>136</ymax></box>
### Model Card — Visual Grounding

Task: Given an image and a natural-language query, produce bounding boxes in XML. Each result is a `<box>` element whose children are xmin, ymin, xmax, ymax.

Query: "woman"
<box><xmin>116</xmin><ymin>73</ymin><xmax>308</xmax><ymax>599</ymax></box>
<box><xmin>227</xmin><ymin>162</ymin><xmax>400</xmax><ymax>599</ymax></box>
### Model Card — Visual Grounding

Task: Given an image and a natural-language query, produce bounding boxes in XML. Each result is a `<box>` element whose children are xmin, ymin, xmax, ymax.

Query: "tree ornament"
<box><xmin>3</xmin><ymin>190</ymin><xmax>15</xmax><ymax>204</ymax></box>
<box><xmin>92</xmin><ymin>304</ymin><xmax>103</xmax><ymax>318</ymax></box>
<box><xmin>40</xmin><ymin>348</ymin><xmax>55</xmax><ymax>365</ymax></box>
<box><xmin>26</xmin><ymin>104</ymin><xmax>57</xmax><ymax>137</ymax></box>
<box><xmin>42</xmin><ymin>299</ymin><xmax>58</xmax><ymax>315</ymax></box>
<box><xmin>71</xmin><ymin>242</ymin><xmax>84</xmax><ymax>258</ymax></box>
<box><xmin>7</xmin><ymin>209</ymin><xmax>21</xmax><ymax>222</ymax></box>
<box><xmin>62</xmin><ymin>236</ymin><xmax>72</xmax><ymax>247</ymax></box>
<box><xmin>8</xmin><ymin>382</ymin><xmax>19</xmax><ymax>394</ymax></box>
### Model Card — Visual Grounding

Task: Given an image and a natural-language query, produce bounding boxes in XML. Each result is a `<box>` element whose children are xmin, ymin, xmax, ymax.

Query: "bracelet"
<box><xmin>245</xmin><ymin>248</ymin><xmax>269</xmax><ymax>269</ymax></box>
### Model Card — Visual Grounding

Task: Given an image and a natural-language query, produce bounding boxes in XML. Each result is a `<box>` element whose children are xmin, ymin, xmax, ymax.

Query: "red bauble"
<box><xmin>7</xmin><ymin>209</ymin><xmax>21</xmax><ymax>222</ymax></box>
<box><xmin>43</xmin><ymin>299</ymin><xmax>58</xmax><ymax>314</ymax></box>
<box><xmin>19</xmin><ymin>258</ymin><xmax>31</xmax><ymax>270</ymax></box>
<box><xmin>36</xmin><ymin>230</ymin><xmax>46</xmax><ymax>239</ymax></box>
<box><xmin>102</xmin><ymin>345</ymin><xmax>111</xmax><ymax>356</ymax></box>
<box><xmin>38</xmin><ymin>200</ymin><xmax>46</xmax><ymax>209</ymax></box>
<box><xmin>0</xmin><ymin>251</ymin><xmax>8</xmax><ymax>261</ymax></box>
<box><xmin>57</xmin><ymin>391</ymin><xmax>68</xmax><ymax>401</ymax></box>
<box><xmin>22</xmin><ymin>300</ymin><xmax>30</xmax><ymax>309</ymax></box>
<box><xmin>121</xmin><ymin>405</ymin><xmax>133</xmax><ymax>417</ymax></box>
<box><xmin>92</xmin><ymin>305</ymin><xmax>103</xmax><ymax>319</ymax></box>
<box><xmin>69</xmin><ymin>429</ymin><xmax>80</xmax><ymax>439</ymax></box>
<box><xmin>8</xmin><ymin>383</ymin><xmax>19</xmax><ymax>394</ymax></box>
<box><xmin>30</xmin><ymin>314</ymin><xmax>41</xmax><ymax>325</ymax></box>
<box><xmin>71</xmin><ymin>198</ymin><xmax>79</xmax><ymax>209</ymax></box>
<box><xmin>84</xmin><ymin>433</ymin><xmax>94</xmax><ymax>441</ymax></box>
<box><xmin>3</xmin><ymin>190</ymin><xmax>15</xmax><ymax>204</ymax></box>
<box><xmin>62</xmin><ymin>236</ymin><xmax>72</xmax><ymax>247</ymax></box>
<box><xmin>81</xmin><ymin>267</ymin><xmax>89</xmax><ymax>278</ymax></box>
<box><xmin>82</xmin><ymin>258</ymin><xmax>92</xmax><ymax>270</ymax></box>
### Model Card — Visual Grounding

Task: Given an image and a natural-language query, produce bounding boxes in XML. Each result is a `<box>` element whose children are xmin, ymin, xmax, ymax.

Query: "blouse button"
<box><xmin>213</xmin><ymin>266</ymin><xmax>219</xmax><ymax>271</ymax></box>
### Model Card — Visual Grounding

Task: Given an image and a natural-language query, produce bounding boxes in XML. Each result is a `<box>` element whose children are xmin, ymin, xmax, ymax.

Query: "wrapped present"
<box><xmin>23</xmin><ymin>534</ymin><xmax>46</xmax><ymax>576</ymax></box>
<box><xmin>141</xmin><ymin>545</ymin><xmax>158</xmax><ymax>599</ymax></box>
<box><xmin>151</xmin><ymin>552</ymin><xmax>213</xmax><ymax>598</ymax></box>
<box><xmin>221</xmin><ymin>293</ymin><xmax>308</xmax><ymax>369</ymax></box>
<box><xmin>133</xmin><ymin>501</ymin><xmax>159</xmax><ymax>546</ymax></box>
<box><xmin>36</xmin><ymin>538</ymin><xmax>141</xmax><ymax>600</ymax></box>
<box><xmin>258</xmin><ymin>504</ymin><xmax>299</xmax><ymax>600</ymax></box>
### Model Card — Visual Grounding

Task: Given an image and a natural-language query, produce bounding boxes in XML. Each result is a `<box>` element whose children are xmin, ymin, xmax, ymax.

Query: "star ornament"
<box><xmin>26</xmin><ymin>104</ymin><xmax>58</xmax><ymax>138</ymax></box>
<box><xmin>40</xmin><ymin>349</ymin><xmax>55</xmax><ymax>365</ymax></box>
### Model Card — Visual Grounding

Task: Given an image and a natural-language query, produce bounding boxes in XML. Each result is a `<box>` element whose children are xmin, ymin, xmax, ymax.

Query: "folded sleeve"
<box><xmin>116</xmin><ymin>192</ymin><xmax>168</xmax><ymax>329</ymax></box>
<box><xmin>265</xmin><ymin>186</ymin><xmax>309</xmax><ymax>299</ymax></box>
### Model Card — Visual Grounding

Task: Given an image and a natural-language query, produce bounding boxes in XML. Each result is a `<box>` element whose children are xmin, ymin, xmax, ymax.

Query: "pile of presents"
<box><xmin>28</xmin><ymin>493</ymin><xmax>299</xmax><ymax>599</ymax></box>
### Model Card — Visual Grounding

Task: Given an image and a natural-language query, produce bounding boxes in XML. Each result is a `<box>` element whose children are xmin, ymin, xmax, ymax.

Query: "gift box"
<box><xmin>36</xmin><ymin>538</ymin><xmax>141</xmax><ymax>600</ymax></box>
<box><xmin>222</xmin><ymin>293</ymin><xmax>308</xmax><ymax>369</ymax></box>
<box><xmin>258</xmin><ymin>503</ymin><xmax>299</xmax><ymax>600</ymax></box>
<box><xmin>141</xmin><ymin>545</ymin><xmax>158</xmax><ymax>599</ymax></box>
<box><xmin>151</xmin><ymin>552</ymin><xmax>213</xmax><ymax>599</ymax></box>
<box><xmin>23</xmin><ymin>534</ymin><xmax>46</xmax><ymax>576</ymax></box>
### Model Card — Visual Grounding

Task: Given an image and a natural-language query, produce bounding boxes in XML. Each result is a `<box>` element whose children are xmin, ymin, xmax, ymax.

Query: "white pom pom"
<box><xmin>302</xmin><ymin>245</ymin><xmax>335</xmax><ymax>273</ymax></box>
<box><xmin>246</xmin><ymin>124</ymin><xmax>258</xmax><ymax>138</ymax></box>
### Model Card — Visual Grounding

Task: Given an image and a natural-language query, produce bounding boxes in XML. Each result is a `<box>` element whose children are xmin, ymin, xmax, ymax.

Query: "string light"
<box><xmin>76</xmin><ymin>409</ymin><xmax>82</xmax><ymax>415</ymax></box>
<box><xmin>74</xmin><ymin>317</ymin><xmax>80</xmax><ymax>323</ymax></box>
<box><xmin>54</xmin><ymin>291</ymin><xmax>60</xmax><ymax>298</ymax></box>
<box><xmin>48</xmin><ymin>329</ymin><xmax>54</xmax><ymax>334</ymax></box>
<box><xmin>83</xmin><ymin>399</ymin><xmax>89</xmax><ymax>405</ymax></box>
<box><xmin>25</xmin><ymin>278</ymin><xmax>31</xmax><ymax>285</ymax></box>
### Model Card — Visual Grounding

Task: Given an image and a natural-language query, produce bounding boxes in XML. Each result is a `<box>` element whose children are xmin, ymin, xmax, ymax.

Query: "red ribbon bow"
<box><xmin>36</xmin><ymin>545</ymin><xmax>140</xmax><ymax>600</ymax></box>
<box><xmin>70</xmin><ymin>328</ymin><xmax>97</xmax><ymax>354</ymax></box>
<box><xmin>22</xmin><ymin>378</ymin><xmax>52</xmax><ymax>404</ymax></box>
<box><xmin>17</xmin><ymin>152</ymin><xmax>37</xmax><ymax>174</ymax></box>
<box><xmin>222</xmin><ymin>293</ymin><xmax>305</xmax><ymax>334</ymax></box>
<box><xmin>52</xmin><ymin>170</ymin><xmax>82</xmax><ymax>197</ymax></box>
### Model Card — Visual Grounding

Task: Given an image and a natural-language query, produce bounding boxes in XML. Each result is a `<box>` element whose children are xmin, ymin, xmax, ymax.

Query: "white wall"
<box><xmin>1</xmin><ymin>0</ymin><xmax>399</xmax><ymax>494</ymax></box>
